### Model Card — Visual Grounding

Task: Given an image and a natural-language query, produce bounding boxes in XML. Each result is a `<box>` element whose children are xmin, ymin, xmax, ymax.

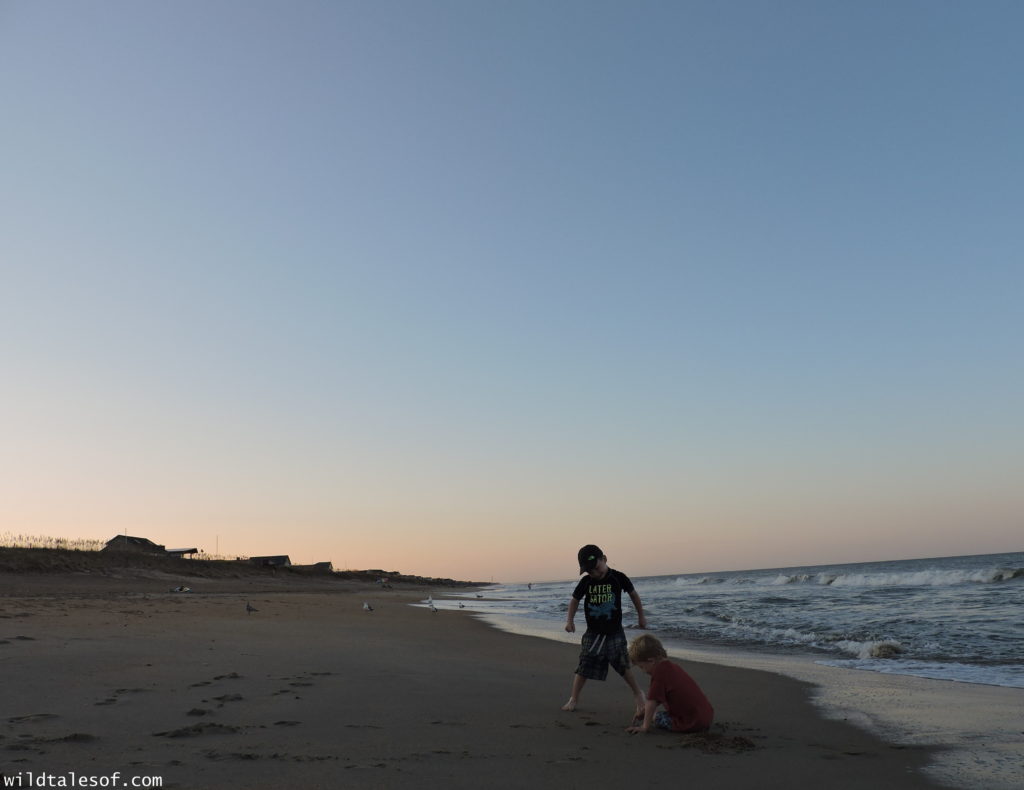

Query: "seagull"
<box><xmin>362</xmin><ymin>602</ymin><xmax>374</xmax><ymax>612</ymax></box>
<box><xmin>458</xmin><ymin>603</ymin><xmax>465</xmax><ymax>609</ymax></box>
<box><xmin>430</xmin><ymin>603</ymin><xmax>438</xmax><ymax>613</ymax></box>
<box><xmin>246</xmin><ymin>602</ymin><xmax>258</xmax><ymax>615</ymax></box>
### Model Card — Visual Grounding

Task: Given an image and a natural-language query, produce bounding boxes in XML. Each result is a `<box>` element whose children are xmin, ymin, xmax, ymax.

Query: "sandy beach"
<box><xmin>0</xmin><ymin>570</ymin><xmax>962</xmax><ymax>790</ymax></box>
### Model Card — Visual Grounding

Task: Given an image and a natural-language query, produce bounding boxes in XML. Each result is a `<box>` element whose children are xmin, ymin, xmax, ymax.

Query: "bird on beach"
<box><xmin>458</xmin><ymin>603</ymin><xmax>465</xmax><ymax>609</ymax></box>
<box><xmin>363</xmin><ymin>602</ymin><xmax>374</xmax><ymax>612</ymax></box>
<box><xmin>246</xmin><ymin>602</ymin><xmax>258</xmax><ymax>615</ymax></box>
<box><xmin>430</xmin><ymin>603</ymin><xmax>438</xmax><ymax>613</ymax></box>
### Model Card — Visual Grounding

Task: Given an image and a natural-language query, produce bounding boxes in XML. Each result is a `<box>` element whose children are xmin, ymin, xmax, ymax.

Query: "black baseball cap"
<box><xmin>578</xmin><ymin>544</ymin><xmax>604</xmax><ymax>574</ymax></box>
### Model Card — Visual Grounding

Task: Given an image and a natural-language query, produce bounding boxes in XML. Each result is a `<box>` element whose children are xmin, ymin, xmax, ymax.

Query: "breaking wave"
<box><xmin>768</xmin><ymin>567</ymin><xmax>1023</xmax><ymax>588</ymax></box>
<box><xmin>834</xmin><ymin>639</ymin><xmax>905</xmax><ymax>659</ymax></box>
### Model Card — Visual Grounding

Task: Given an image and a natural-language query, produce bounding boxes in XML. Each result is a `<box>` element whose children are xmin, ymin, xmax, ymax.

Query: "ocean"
<box><xmin>442</xmin><ymin>551</ymin><xmax>1024</xmax><ymax>690</ymax></box>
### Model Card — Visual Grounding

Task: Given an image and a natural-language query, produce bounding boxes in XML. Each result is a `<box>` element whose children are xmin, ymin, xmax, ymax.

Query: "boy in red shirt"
<box><xmin>625</xmin><ymin>634</ymin><xmax>714</xmax><ymax>734</ymax></box>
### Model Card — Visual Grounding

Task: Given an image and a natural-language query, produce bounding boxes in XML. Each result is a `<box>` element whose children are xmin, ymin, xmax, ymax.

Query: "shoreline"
<box><xmin>468</xmin><ymin>609</ymin><xmax>1024</xmax><ymax>790</ymax></box>
<box><xmin>2</xmin><ymin>577</ymin><xmax>956</xmax><ymax>789</ymax></box>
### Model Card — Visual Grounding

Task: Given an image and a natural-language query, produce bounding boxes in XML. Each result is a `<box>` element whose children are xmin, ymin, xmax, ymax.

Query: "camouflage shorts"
<box><xmin>575</xmin><ymin>630</ymin><xmax>630</xmax><ymax>681</ymax></box>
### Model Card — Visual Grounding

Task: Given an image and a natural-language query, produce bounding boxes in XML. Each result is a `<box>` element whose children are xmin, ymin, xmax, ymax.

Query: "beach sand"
<box><xmin>2</xmin><ymin>574</ymin><xmax>954</xmax><ymax>790</ymax></box>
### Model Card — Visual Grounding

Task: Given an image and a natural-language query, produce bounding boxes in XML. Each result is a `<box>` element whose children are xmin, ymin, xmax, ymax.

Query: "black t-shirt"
<box><xmin>572</xmin><ymin>568</ymin><xmax>635</xmax><ymax>635</ymax></box>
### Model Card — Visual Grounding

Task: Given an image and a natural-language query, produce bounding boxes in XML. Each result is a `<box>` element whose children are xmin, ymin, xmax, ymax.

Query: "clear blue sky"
<box><xmin>2</xmin><ymin>1</ymin><xmax>1021</xmax><ymax>581</ymax></box>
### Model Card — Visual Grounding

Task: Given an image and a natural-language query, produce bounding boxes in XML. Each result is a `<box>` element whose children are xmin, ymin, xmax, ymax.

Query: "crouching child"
<box><xmin>625</xmin><ymin>634</ymin><xmax>714</xmax><ymax>734</ymax></box>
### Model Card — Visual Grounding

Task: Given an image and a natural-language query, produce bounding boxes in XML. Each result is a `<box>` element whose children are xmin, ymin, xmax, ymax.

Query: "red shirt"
<box><xmin>648</xmin><ymin>660</ymin><xmax>714</xmax><ymax>732</ymax></box>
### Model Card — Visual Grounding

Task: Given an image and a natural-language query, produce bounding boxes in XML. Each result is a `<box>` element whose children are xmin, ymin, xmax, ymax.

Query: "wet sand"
<box><xmin>1</xmin><ymin>575</ymin><xmax>953</xmax><ymax>789</ymax></box>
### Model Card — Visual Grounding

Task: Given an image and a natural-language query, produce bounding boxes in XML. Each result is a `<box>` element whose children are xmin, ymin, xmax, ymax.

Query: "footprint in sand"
<box><xmin>7</xmin><ymin>732</ymin><xmax>98</xmax><ymax>753</ymax></box>
<box><xmin>208</xmin><ymin>694</ymin><xmax>244</xmax><ymax>708</ymax></box>
<box><xmin>94</xmin><ymin>688</ymin><xmax>150</xmax><ymax>706</ymax></box>
<box><xmin>49</xmin><ymin>733</ymin><xmax>99</xmax><ymax>743</ymax></box>
<box><xmin>153</xmin><ymin>723</ymin><xmax>242</xmax><ymax>738</ymax></box>
<box><xmin>8</xmin><ymin>713</ymin><xmax>59</xmax><ymax>724</ymax></box>
<box><xmin>204</xmin><ymin>749</ymin><xmax>338</xmax><ymax>763</ymax></box>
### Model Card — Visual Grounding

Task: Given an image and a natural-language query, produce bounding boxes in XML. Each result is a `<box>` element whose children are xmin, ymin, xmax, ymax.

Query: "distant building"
<box><xmin>292</xmin><ymin>561</ymin><xmax>334</xmax><ymax>573</ymax></box>
<box><xmin>166</xmin><ymin>547</ymin><xmax>199</xmax><ymax>559</ymax></box>
<box><xmin>103</xmin><ymin>535</ymin><xmax>167</xmax><ymax>554</ymax></box>
<box><xmin>249</xmin><ymin>555</ymin><xmax>291</xmax><ymax>568</ymax></box>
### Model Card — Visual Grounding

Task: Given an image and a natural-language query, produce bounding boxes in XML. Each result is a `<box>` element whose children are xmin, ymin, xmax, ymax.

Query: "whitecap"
<box><xmin>827</xmin><ymin>567</ymin><xmax>1022</xmax><ymax>588</ymax></box>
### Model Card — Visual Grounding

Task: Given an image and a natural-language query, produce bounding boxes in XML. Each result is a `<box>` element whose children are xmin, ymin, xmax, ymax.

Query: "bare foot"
<box><xmin>561</xmin><ymin>698</ymin><xmax>577</xmax><ymax>712</ymax></box>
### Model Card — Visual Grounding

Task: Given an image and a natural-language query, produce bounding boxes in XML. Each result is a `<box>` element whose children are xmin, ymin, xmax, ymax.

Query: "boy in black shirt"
<box><xmin>561</xmin><ymin>544</ymin><xmax>647</xmax><ymax>720</ymax></box>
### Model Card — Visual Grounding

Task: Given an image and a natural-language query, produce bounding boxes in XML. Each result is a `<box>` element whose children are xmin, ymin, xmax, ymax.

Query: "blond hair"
<box><xmin>628</xmin><ymin>633</ymin><xmax>667</xmax><ymax>663</ymax></box>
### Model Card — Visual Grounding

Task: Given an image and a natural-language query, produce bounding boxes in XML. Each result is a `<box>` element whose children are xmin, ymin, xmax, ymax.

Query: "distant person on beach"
<box><xmin>562</xmin><ymin>544</ymin><xmax>647</xmax><ymax>719</ymax></box>
<box><xmin>625</xmin><ymin>633</ymin><xmax>713</xmax><ymax>734</ymax></box>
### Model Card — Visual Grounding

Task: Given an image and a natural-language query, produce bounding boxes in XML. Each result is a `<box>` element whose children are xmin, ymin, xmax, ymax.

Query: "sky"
<box><xmin>2</xmin><ymin>0</ymin><xmax>1021</xmax><ymax>583</ymax></box>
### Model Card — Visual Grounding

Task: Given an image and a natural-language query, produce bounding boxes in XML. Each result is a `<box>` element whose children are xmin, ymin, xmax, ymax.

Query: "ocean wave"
<box><xmin>661</xmin><ymin>622</ymin><xmax>825</xmax><ymax>649</ymax></box>
<box><xmin>732</xmin><ymin>628</ymin><xmax>905</xmax><ymax>658</ymax></box>
<box><xmin>769</xmin><ymin>573</ymin><xmax>820</xmax><ymax>585</ymax></box>
<box><xmin>834</xmin><ymin>639</ymin><xmax>905</xmax><ymax>659</ymax></box>
<box><xmin>671</xmin><ymin>576</ymin><xmax>725</xmax><ymax>586</ymax></box>
<box><xmin>767</xmin><ymin>567</ymin><xmax>1023</xmax><ymax>588</ymax></box>
<box><xmin>757</xmin><ymin>595</ymin><xmax>797</xmax><ymax>605</ymax></box>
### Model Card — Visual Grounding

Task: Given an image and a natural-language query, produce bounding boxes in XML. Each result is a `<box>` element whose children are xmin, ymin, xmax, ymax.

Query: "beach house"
<box><xmin>102</xmin><ymin>535</ymin><xmax>167</xmax><ymax>554</ymax></box>
<box><xmin>249</xmin><ymin>555</ymin><xmax>292</xmax><ymax>568</ymax></box>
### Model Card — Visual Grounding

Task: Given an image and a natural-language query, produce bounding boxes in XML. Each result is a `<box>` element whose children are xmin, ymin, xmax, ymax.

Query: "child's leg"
<box><xmin>561</xmin><ymin>673</ymin><xmax>587</xmax><ymax>711</ymax></box>
<box><xmin>606</xmin><ymin>631</ymin><xmax>646</xmax><ymax>719</ymax></box>
<box><xmin>620</xmin><ymin>668</ymin><xmax>647</xmax><ymax>719</ymax></box>
<box><xmin>564</xmin><ymin>632</ymin><xmax>605</xmax><ymax>711</ymax></box>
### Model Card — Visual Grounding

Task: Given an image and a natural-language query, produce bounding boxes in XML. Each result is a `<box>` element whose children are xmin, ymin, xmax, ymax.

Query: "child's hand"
<box><xmin>625</xmin><ymin>725</ymin><xmax>649</xmax><ymax>734</ymax></box>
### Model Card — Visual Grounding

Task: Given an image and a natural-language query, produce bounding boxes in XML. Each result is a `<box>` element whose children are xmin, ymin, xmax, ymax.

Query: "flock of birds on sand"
<box><xmin>360</xmin><ymin>593</ymin><xmax>484</xmax><ymax>613</ymax></box>
<box><xmin>244</xmin><ymin>592</ymin><xmax>484</xmax><ymax>616</ymax></box>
